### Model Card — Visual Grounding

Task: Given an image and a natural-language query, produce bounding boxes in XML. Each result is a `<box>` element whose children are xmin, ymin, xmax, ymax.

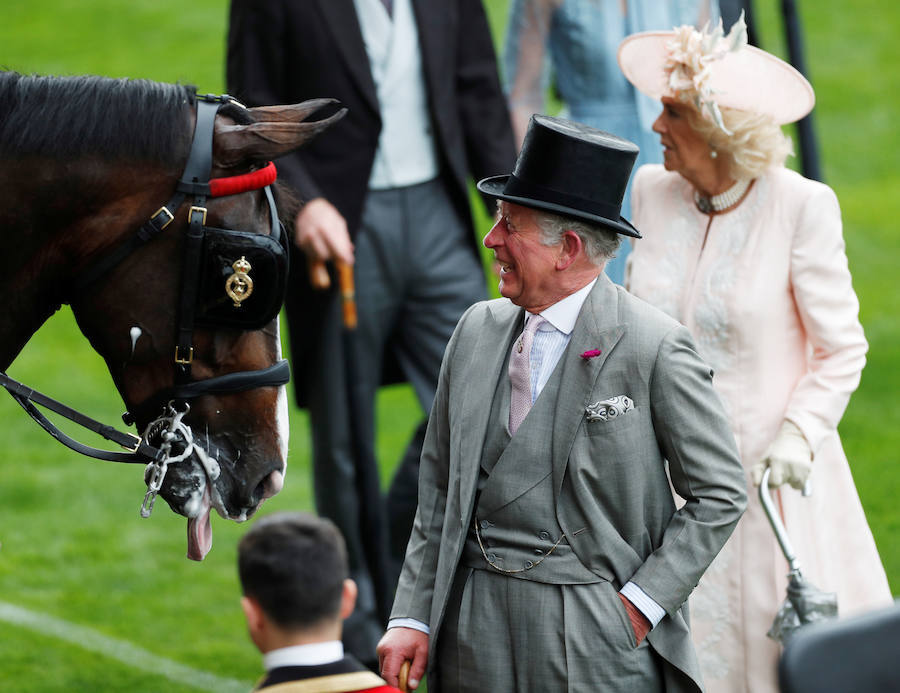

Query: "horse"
<box><xmin>0</xmin><ymin>71</ymin><xmax>344</xmax><ymax>560</ymax></box>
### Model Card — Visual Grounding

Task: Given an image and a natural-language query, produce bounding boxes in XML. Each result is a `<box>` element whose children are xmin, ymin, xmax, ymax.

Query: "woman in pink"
<box><xmin>617</xmin><ymin>17</ymin><xmax>892</xmax><ymax>693</ymax></box>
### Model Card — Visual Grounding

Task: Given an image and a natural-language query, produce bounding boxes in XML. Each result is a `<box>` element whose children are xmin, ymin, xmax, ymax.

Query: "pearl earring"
<box><xmin>710</xmin><ymin>148</ymin><xmax>718</xmax><ymax>159</ymax></box>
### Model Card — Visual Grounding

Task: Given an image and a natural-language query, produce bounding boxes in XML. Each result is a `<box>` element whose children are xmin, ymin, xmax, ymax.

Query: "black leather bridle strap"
<box><xmin>178</xmin><ymin>99</ymin><xmax>217</xmax><ymax>189</ymax></box>
<box><xmin>71</xmin><ymin>192</ymin><xmax>187</xmax><ymax>293</ymax></box>
<box><xmin>174</xmin><ymin>99</ymin><xmax>220</xmax><ymax>380</ymax></box>
<box><xmin>1</xmin><ymin>371</ymin><xmax>164</xmax><ymax>463</ymax></box>
<box><xmin>123</xmin><ymin>359</ymin><xmax>291</xmax><ymax>427</ymax></box>
<box><xmin>169</xmin><ymin>359</ymin><xmax>290</xmax><ymax>400</ymax></box>
<box><xmin>173</xmin><ymin>204</ymin><xmax>206</xmax><ymax>378</ymax></box>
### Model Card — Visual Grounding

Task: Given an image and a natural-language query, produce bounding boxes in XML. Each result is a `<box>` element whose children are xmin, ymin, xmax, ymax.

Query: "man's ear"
<box><xmin>556</xmin><ymin>229</ymin><xmax>584</xmax><ymax>270</ymax></box>
<box><xmin>241</xmin><ymin>595</ymin><xmax>265</xmax><ymax>635</ymax></box>
<box><xmin>339</xmin><ymin>579</ymin><xmax>358</xmax><ymax>621</ymax></box>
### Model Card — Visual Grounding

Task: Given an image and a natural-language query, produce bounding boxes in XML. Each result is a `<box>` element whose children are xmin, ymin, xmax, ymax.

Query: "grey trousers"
<box><xmin>435</xmin><ymin>568</ymin><xmax>664</xmax><ymax>692</ymax></box>
<box><xmin>305</xmin><ymin>177</ymin><xmax>487</xmax><ymax>665</ymax></box>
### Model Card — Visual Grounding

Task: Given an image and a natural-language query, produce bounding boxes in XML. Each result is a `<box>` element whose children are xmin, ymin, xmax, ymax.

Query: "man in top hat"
<box><xmin>375</xmin><ymin>115</ymin><xmax>747</xmax><ymax>692</ymax></box>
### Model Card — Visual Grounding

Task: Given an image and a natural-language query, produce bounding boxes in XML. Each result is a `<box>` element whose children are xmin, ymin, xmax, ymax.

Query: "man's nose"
<box><xmin>483</xmin><ymin>220</ymin><xmax>503</xmax><ymax>248</ymax></box>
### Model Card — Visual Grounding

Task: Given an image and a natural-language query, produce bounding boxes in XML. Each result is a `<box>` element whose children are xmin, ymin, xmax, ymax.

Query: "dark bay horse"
<box><xmin>0</xmin><ymin>71</ymin><xmax>344</xmax><ymax>559</ymax></box>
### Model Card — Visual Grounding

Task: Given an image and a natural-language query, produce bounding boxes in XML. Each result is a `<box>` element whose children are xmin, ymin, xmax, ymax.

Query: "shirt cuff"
<box><xmin>387</xmin><ymin>618</ymin><xmax>430</xmax><ymax>635</ymax></box>
<box><xmin>620</xmin><ymin>581</ymin><xmax>666</xmax><ymax>628</ymax></box>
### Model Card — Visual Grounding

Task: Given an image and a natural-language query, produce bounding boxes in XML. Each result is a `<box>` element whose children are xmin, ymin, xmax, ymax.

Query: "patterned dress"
<box><xmin>626</xmin><ymin>164</ymin><xmax>892</xmax><ymax>693</ymax></box>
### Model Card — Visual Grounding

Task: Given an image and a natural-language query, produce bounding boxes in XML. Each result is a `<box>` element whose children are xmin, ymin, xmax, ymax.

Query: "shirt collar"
<box><xmin>528</xmin><ymin>277</ymin><xmax>598</xmax><ymax>335</ymax></box>
<box><xmin>263</xmin><ymin>641</ymin><xmax>344</xmax><ymax>671</ymax></box>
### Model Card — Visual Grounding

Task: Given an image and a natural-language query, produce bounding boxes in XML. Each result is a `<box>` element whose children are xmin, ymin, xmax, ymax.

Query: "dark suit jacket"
<box><xmin>226</xmin><ymin>0</ymin><xmax>515</xmax><ymax>404</ymax></box>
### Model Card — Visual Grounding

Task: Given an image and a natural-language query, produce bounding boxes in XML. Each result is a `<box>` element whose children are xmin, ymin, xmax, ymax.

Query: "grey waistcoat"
<box><xmin>462</xmin><ymin>346</ymin><xmax>601</xmax><ymax>585</ymax></box>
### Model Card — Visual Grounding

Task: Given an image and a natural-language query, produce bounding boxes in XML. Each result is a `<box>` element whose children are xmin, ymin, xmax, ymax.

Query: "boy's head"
<box><xmin>238</xmin><ymin>512</ymin><xmax>356</xmax><ymax>649</ymax></box>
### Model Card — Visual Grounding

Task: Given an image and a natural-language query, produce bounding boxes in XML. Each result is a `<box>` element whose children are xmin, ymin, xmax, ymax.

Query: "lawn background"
<box><xmin>1</xmin><ymin>1</ymin><xmax>897</xmax><ymax>691</ymax></box>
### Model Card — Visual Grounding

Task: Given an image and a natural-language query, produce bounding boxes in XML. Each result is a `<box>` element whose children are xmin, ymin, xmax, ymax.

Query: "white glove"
<box><xmin>751</xmin><ymin>420</ymin><xmax>813</xmax><ymax>490</ymax></box>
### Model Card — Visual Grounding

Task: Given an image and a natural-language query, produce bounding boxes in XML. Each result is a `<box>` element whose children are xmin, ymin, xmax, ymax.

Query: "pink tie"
<box><xmin>508</xmin><ymin>315</ymin><xmax>545</xmax><ymax>435</ymax></box>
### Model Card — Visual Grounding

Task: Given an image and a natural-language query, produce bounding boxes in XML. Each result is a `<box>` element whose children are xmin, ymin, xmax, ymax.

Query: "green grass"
<box><xmin>1</xmin><ymin>1</ymin><xmax>898</xmax><ymax>690</ymax></box>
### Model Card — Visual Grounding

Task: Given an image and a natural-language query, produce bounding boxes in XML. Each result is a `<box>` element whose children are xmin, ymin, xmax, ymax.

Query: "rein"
<box><xmin>1</xmin><ymin>94</ymin><xmax>291</xmax><ymax>515</ymax></box>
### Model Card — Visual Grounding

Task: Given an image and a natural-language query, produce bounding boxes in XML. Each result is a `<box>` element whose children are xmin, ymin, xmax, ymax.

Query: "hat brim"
<box><xmin>617</xmin><ymin>31</ymin><xmax>814</xmax><ymax>125</ymax></box>
<box><xmin>477</xmin><ymin>175</ymin><xmax>641</xmax><ymax>239</ymax></box>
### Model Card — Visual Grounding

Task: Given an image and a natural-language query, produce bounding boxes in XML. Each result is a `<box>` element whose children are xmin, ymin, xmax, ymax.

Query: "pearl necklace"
<box><xmin>694</xmin><ymin>178</ymin><xmax>752</xmax><ymax>213</ymax></box>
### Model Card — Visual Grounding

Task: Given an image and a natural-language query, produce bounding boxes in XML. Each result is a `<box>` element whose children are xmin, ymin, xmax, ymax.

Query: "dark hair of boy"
<box><xmin>238</xmin><ymin>511</ymin><xmax>348</xmax><ymax>629</ymax></box>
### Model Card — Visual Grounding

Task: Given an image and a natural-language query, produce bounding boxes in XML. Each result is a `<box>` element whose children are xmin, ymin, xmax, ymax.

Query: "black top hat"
<box><xmin>477</xmin><ymin>115</ymin><xmax>641</xmax><ymax>238</ymax></box>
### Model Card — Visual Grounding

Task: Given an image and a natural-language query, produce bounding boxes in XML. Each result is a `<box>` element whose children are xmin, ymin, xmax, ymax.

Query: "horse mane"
<box><xmin>0</xmin><ymin>71</ymin><xmax>251</xmax><ymax>167</ymax></box>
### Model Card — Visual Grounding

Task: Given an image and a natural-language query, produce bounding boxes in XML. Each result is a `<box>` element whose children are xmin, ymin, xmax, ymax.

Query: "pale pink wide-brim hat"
<box><xmin>617</xmin><ymin>31</ymin><xmax>815</xmax><ymax>125</ymax></box>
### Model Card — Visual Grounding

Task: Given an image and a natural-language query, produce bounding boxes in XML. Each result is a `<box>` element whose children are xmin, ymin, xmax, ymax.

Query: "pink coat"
<box><xmin>627</xmin><ymin>164</ymin><xmax>892</xmax><ymax>693</ymax></box>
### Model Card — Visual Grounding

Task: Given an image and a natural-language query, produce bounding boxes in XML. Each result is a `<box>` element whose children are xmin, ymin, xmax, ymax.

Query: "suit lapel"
<box><xmin>409</xmin><ymin>0</ymin><xmax>447</xmax><ymax>95</ymax></box>
<box><xmin>551</xmin><ymin>277</ymin><xmax>626</xmax><ymax>496</ymax></box>
<box><xmin>315</xmin><ymin>0</ymin><xmax>380</xmax><ymax>116</ymax></box>
<box><xmin>456</xmin><ymin>301</ymin><xmax>523</xmax><ymax>526</ymax></box>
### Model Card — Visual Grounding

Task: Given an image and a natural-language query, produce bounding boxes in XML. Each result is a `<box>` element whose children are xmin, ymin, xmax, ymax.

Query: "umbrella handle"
<box><xmin>759</xmin><ymin>467</ymin><xmax>801</xmax><ymax>571</ymax></box>
<box><xmin>398</xmin><ymin>660</ymin><xmax>411</xmax><ymax>693</ymax></box>
<box><xmin>307</xmin><ymin>259</ymin><xmax>357</xmax><ymax>329</ymax></box>
<box><xmin>336</xmin><ymin>260</ymin><xmax>357</xmax><ymax>329</ymax></box>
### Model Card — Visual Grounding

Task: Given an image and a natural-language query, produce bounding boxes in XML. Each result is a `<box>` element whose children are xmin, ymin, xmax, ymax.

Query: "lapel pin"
<box><xmin>580</xmin><ymin>348</ymin><xmax>602</xmax><ymax>360</ymax></box>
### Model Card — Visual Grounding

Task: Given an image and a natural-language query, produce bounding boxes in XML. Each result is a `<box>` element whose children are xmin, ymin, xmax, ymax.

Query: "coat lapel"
<box><xmin>456</xmin><ymin>301</ymin><xmax>524</xmax><ymax>526</ymax></box>
<box><xmin>315</xmin><ymin>0</ymin><xmax>380</xmax><ymax>117</ymax></box>
<box><xmin>409</xmin><ymin>0</ymin><xmax>449</xmax><ymax>94</ymax></box>
<box><xmin>551</xmin><ymin>277</ymin><xmax>626</xmax><ymax>496</ymax></box>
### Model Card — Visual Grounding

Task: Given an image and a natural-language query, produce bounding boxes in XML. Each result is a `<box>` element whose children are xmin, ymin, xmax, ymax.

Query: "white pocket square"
<box><xmin>585</xmin><ymin>395</ymin><xmax>634</xmax><ymax>422</ymax></box>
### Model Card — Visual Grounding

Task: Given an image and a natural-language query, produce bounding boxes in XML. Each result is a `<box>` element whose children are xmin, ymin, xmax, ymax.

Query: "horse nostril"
<box><xmin>257</xmin><ymin>469</ymin><xmax>284</xmax><ymax>500</ymax></box>
<box><xmin>227</xmin><ymin>464</ymin><xmax>285</xmax><ymax>517</ymax></box>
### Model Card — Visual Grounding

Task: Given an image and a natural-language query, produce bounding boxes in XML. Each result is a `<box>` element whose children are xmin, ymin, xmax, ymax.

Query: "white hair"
<box><xmin>533</xmin><ymin>209</ymin><xmax>621</xmax><ymax>267</ymax></box>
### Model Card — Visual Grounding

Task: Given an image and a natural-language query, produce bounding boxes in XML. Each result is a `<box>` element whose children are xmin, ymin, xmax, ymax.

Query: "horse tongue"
<box><xmin>187</xmin><ymin>502</ymin><xmax>212</xmax><ymax>561</ymax></box>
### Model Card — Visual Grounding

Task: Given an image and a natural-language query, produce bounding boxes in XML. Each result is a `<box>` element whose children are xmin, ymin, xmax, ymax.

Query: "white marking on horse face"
<box><xmin>274</xmin><ymin>320</ymin><xmax>289</xmax><ymax>472</ymax></box>
<box><xmin>128</xmin><ymin>326</ymin><xmax>142</xmax><ymax>358</ymax></box>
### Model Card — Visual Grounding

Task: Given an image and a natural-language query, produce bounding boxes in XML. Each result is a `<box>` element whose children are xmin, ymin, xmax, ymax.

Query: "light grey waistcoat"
<box><xmin>461</xmin><ymin>345</ymin><xmax>601</xmax><ymax>584</ymax></box>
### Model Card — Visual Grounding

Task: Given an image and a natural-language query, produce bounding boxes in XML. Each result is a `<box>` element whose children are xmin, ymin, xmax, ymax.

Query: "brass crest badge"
<box><xmin>225</xmin><ymin>256</ymin><xmax>254</xmax><ymax>307</ymax></box>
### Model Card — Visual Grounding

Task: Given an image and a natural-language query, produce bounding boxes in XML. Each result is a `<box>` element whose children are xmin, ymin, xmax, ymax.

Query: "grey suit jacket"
<box><xmin>391</xmin><ymin>276</ymin><xmax>747</xmax><ymax>690</ymax></box>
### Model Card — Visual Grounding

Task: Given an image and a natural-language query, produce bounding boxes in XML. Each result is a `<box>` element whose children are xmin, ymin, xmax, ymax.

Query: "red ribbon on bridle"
<box><xmin>208</xmin><ymin>161</ymin><xmax>277</xmax><ymax>198</ymax></box>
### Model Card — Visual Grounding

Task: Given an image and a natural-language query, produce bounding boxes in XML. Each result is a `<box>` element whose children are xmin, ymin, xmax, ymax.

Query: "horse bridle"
<box><xmin>1</xmin><ymin>94</ymin><xmax>291</xmax><ymax>514</ymax></box>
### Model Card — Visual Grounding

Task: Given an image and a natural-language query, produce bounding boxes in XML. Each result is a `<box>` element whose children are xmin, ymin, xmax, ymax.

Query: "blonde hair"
<box><xmin>685</xmin><ymin>103</ymin><xmax>794</xmax><ymax>180</ymax></box>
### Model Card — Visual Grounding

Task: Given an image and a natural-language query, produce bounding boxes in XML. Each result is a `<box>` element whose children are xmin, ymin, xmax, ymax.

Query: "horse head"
<box><xmin>59</xmin><ymin>92</ymin><xmax>345</xmax><ymax>559</ymax></box>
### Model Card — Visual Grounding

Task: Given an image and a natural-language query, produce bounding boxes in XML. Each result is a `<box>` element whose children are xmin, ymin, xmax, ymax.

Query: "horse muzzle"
<box><xmin>141</xmin><ymin>404</ymin><xmax>284</xmax><ymax>560</ymax></box>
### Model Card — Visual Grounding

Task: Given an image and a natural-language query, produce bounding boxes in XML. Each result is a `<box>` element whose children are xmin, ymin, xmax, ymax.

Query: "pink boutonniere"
<box><xmin>580</xmin><ymin>348</ymin><xmax>602</xmax><ymax>360</ymax></box>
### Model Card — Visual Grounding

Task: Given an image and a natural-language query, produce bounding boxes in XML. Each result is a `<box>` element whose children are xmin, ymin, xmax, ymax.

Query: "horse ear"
<box><xmin>213</xmin><ymin>98</ymin><xmax>348</xmax><ymax>169</ymax></box>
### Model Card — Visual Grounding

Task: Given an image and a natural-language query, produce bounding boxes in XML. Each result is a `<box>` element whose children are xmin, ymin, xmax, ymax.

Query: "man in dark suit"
<box><xmin>238</xmin><ymin>512</ymin><xmax>402</xmax><ymax>692</ymax></box>
<box><xmin>226</xmin><ymin>0</ymin><xmax>516</xmax><ymax>667</ymax></box>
